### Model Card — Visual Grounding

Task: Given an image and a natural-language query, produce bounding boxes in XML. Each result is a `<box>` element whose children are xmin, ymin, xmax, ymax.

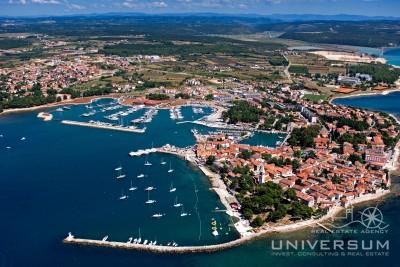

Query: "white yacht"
<box><xmin>180</xmin><ymin>206</ymin><xmax>188</xmax><ymax>217</ymax></box>
<box><xmin>145</xmin><ymin>191</ymin><xmax>156</xmax><ymax>204</ymax></box>
<box><xmin>152</xmin><ymin>213</ymin><xmax>163</xmax><ymax>218</ymax></box>
<box><xmin>173</xmin><ymin>197</ymin><xmax>182</xmax><ymax>207</ymax></box>
<box><xmin>119</xmin><ymin>190</ymin><xmax>128</xmax><ymax>200</ymax></box>
<box><xmin>144</xmin><ymin>186</ymin><xmax>156</xmax><ymax>191</ymax></box>
<box><xmin>168</xmin><ymin>162</ymin><xmax>174</xmax><ymax>173</ymax></box>
<box><xmin>129</xmin><ymin>180</ymin><xmax>137</xmax><ymax>191</ymax></box>
<box><xmin>116</xmin><ymin>173</ymin><xmax>126</xmax><ymax>179</ymax></box>
<box><xmin>169</xmin><ymin>182</ymin><xmax>176</xmax><ymax>193</ymax></box>
<box><xmin>115</xmin><ymin>165</ymin><xmax>123</xmax><ymax>171</ymax></box>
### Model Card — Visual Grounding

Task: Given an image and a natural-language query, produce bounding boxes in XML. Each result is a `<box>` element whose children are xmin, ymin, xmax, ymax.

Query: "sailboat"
<box><xmin>144</xmin><ymin>186</ymin><xmax>156</xmax><ymax>191</ymax></box>
<box><xmin>137</xmin><ymin>228</ymin><xmax>142</xmax><ymax>244</ymax></box>
<box><xmin>119</xmin><ymin>189</ymin><xmax>128</xmax><ymax>200</ymax></box>
<box><xmin>115</xmin><ymin>165</ymin><xmax>123</xmax><ymax>171</ymax></box>
<box><xmin>168</xmin><ymin>162</ymin><xmax>174</xmax><ymax>173</ymax></box>
<box><xmin>144</xmin><ymin>155</ymin><xmax>152</xmax><ymax>166</ymax></box>
<box><xmin>180</xmin><ymin>205</ymin><xmax>188</xmax><ymax>217</ymax></box>
<box><xmin>169</xmin><ymin>182</ymin><xmax>176</xmax><ymax>193</ymax></box>
<box><xmin>160</xmin><ymin>158</ymin><xmax>167</xmax><ymax>165</ymax></box>
<box><xmin>116</xmin><ymin>169</ymin><xmax>126</xmax><ymax>179</ymax></box>
<box><xmin>137</xmin><ymin>173</ymin><xmax>145</xmax><ymax>178</ymax></box>
<box><xmin>145</xmin><ymin>191</ymin><xmax>156</xmax><ymax>204</ymax></box>
<box><xmin>129</xmin><ymin>179</ymin><xmax>137</xmax><ymax>191</ymax></box>
<box><xmin>173</xmin><ymin>196</ymin><xmax>182</xmax><ymax>207</ymax></box>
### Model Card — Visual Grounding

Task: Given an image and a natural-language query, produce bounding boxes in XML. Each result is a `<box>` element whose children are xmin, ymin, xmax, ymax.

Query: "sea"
<box><xmin>0</xmin><ymin>98</ymin><xmax>399</xmax><ymax>267</ymax></box>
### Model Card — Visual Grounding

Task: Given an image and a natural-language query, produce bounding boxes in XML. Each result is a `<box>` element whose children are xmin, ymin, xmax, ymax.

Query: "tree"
<box><xmin>252</xmin><ymin>216</ymin><xmax>264</xmax><ymax>227</ymax></box>
<box><xmin>284</xmin><ymin>188</ymin><xmax>297</xmax><ymax>201</ymax></box>
<box><xmin>206</xmin><ymin>155</ymin><xmax>216</xmax><ymax>165</ymax></box>
<box><xmin>205</xmin><ymin>94</ymin><xmax>214</xmax><ymax>101</ymax></box>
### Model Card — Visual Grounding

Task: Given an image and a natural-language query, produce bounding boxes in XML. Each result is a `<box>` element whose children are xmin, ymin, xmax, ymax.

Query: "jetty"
<box><xmin>63</xmin><ymin>234</ymin><xmax>249</xmax><ymax>254</ymax></box>
<box><xmin>61</xmin><ymin>120</ymin><xmax>145</xmax><ymax>133</ymax></box>
<box><xmin>129</xmin><ymin>144</ymin><xmax>195</xmax><ymax>160</ymax></box>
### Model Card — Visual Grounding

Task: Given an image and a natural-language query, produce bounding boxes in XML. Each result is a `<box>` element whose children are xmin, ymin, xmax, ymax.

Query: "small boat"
<box><xmin>63</xmin><ymin>106</ymin><xmax>71</xmax><ymax>110</ymax></box>
<box><xmin>152</xmin><ymin>213</ymin><xmax>163</xmax><ymax>218</ymax></box>
<box><xmin>180</xmin><ymin>206</ymin><xmax>188</xmax><ymax>217</ymax></box>
<box><xmin>145</xmin><ymin>191</ymin><xmax>156</xmax><ymax>204</ymax></box>
<box><xmin>144</xmin><ymin>186</ymin><xmax>155</xmax><ymax>191</ymax></box>
<box><xmin>115</xmin><ymin>165</ymin><xmax>123</xmax><ymax>171</ymax></box>
<box><xmin>6</xmin><ymin>146</ymin><xmax>11</xmax><ymax>149</ymax></box>
<box><xmin>137</xmin><ymin>228</ymin><xmax>142</xmax><ymax>244</ymax></box>
<box><xmin>116</xmin><ymin>167</ymin><xmax>126</xmax><ymax>179</ymax></box>
<box><xmin>143</xmin><ymin>240</ymin><xmax>148</xmax><ymax>245</ymax></box>
<box><xmin>168</xmin><ymin>162</ymin><xmax>174</xmax><ymax>173</ymax></box>
<box><xmin>102</xmin><ymin>235</ymin><xmax>109</xmax><ymax>241</ymax></box>
<box><xmin>20</xmin><ymin>137</ymin><xmax>26</xmax><ymax>141</ymax></box>
<box><xmin>56</xmin><ymin>108</ymin><xmax>64</xmax><ymax>112</ymax></box>
<box><xmin>160</xmin><ymin>159</ymin><xmax>167</xmax><ymax>165</ymax></box>
<box><xmin>169</xmin><ymin>182</ymin><xmax>176</xmax><ymax>193</ymax></box>
<box><xmin>137</xmin><ymin>174</ymin><xmax>145</xmax><ymax>178</ymax></box>
<box><xmin>116</xmin><ymin>173</ymin><xmax>126</xmax><ymax>179</ymax></box>
<box><xmin>119</xmin><ymin>190</ymin><xmax>128</xmax><ymax>200</ymax></box>
<box><xmin>127</xmin><ymin>237</ymin><xmax>133</xmax><ymax>243</ymax></box>
<box><xmin>144</xmin><ymin>155</ymin><xmax>152</xmax><ymax>166</ymax></box>
<box><xmin>129</xmin><ymin>180</ymin><xmax>137</xmax><ymax>191</ymax></box>
<box><xmin>173</xmin><ymin>197</ymin><xmax>182</xmax><ymax>207</ymax></box>
<box><xmin>212</xmin><ymin>230</ymin><xmax>219</xmax><ymax>236</ymax></box>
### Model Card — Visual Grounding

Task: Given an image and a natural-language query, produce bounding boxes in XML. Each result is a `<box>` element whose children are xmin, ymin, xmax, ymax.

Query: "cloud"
<box><xmin>31</xmin><ymin>0</ymin><xmax>61</xmax><ymax>4</ymax></box>
<box><xmin>151</xmin><ymin>1</ymin><xmax>168</xmax><ymax>8</ymax></box>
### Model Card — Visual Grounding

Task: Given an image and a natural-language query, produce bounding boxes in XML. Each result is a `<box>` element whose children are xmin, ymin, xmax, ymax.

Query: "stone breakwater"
<box><xmin>63</xmin><ymin>235</ymin><xmax>250</xmax><ymax>254</ymax></box>
<box><xmin>61</xmin><ymin>120</ymin><xmax>145</xmax><ymax>133</ymax></box>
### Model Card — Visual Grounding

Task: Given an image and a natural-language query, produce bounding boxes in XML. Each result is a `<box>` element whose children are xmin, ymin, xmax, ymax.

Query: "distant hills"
<box><xmin>1</xmin><ymin>13</ymin><xmax>400</xmax><ymax>22</ymax></box>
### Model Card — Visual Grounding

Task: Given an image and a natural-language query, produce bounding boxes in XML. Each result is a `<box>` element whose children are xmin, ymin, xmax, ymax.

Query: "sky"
<box><xmin>1</xmin><ymin>0</ymin><xmax>400</xmax><ymax>17</ymax></box>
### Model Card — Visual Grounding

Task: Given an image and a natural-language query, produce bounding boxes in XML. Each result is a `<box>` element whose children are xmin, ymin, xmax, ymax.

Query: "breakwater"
<box><xmin>61</xmin><ymin>120</ymin><xmax>145</xmax><ymax>133</ymax></box>
<box><xmin>63</xmin><ymin>234</ymin><xmax>250</xmax><ymax>254</ymax></box>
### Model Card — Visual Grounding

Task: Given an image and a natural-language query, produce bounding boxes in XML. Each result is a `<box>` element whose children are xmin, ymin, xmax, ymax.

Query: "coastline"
<box><xmin>329</xmin><ymin>88</ymin><xmax>400</xmax><ymax>104</ymax></box>
<box><xmin>198</xmin><ymin>163</ymin><xmax>393</xmax><ymax>240</ymax></box>
<box><xmin>0</xmin><ymin>94</ymin><xmax>122</xmax><ymax>117</ymax></box>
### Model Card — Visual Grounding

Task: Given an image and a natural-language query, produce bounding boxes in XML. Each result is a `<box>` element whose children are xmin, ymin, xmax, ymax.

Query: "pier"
<box><xmin>61</xmin><ymin>120</ymin><xmax>145</xmax><ymax>133</ymax></box>
<box><xmin>63</xmin><ymin>234</ymin><xmax>250</xmax><ymax>254</ymax></box>
<box><xmin>129</xmin><ymin>144</ymin><xmax>195</xmax><ymax>160</ymax></box>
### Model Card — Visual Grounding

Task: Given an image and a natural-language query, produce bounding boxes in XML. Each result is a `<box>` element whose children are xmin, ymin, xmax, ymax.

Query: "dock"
<box><xmin>63</xmin><ymin>234</ymin><xmax>249</xmax><ymax>254</ymax></box>
<box><xmin>61</xmin><ymin>120</ymin><xmax>145</xmax><ymax>133</ymax></box>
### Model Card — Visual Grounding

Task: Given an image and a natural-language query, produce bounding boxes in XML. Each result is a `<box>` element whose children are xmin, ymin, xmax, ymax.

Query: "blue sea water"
<box><xmin>332</xmin><ymin>91</ymin><xmax>400</xmax><ymax>119</ymax></box>
<box><xmin>0</xmin><ymin>98</ymin><xmax>399</xmax><ymax>267</ymax></box>
<box><xmin>384</xmin><ymin>48</ymin><xmax>400</xmax><ymax>67</ymax></box>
